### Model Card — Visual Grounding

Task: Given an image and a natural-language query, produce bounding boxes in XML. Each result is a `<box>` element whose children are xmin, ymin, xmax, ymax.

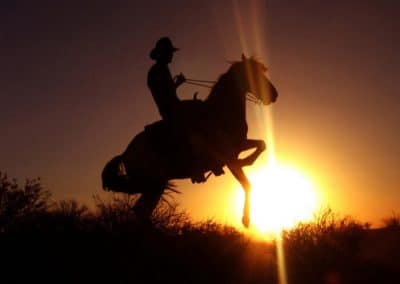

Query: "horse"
<box><xmin>101</xmin><ymin>54</ymin><xmax>278</xmax><ymax>227</ymax></box>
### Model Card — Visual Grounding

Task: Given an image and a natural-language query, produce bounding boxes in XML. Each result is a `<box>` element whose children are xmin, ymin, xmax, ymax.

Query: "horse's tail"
<box><xmin>101</xmin><ymin>152</ymin><xmax>166</xmax><ymax>195</ymax></box>
<box><xmin>101</xmin><ymin>155</ymin><xmax>131</xmax><ymax>193</ymax></box>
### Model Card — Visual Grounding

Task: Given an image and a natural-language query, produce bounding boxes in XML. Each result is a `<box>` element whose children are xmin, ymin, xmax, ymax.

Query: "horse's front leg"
<box><xmin>227</xmin><ymin>162</ymin><xmax>251</xmax><ymax>228</ymax></box>
<box><xmin>237</xmin><ymin>139</ymin><xmax>266</xmax><ymax>167</ymax></box>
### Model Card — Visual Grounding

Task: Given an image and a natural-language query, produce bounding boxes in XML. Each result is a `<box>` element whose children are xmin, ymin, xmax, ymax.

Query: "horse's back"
<box><xmin>121</xmin><ymin>121</ymin><xmax>180</xmax><ymax>172</ymax></box>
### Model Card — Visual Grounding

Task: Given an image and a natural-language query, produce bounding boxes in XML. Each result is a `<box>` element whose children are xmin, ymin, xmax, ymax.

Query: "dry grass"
<box><xmin>1</xmin><ymin>172</ymin><xmax>399</xmax><ymax>283</ymax></box>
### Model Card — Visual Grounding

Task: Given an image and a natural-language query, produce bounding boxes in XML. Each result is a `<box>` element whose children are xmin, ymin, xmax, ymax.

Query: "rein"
<box><xmin>186</xmin><ymin>78</ymin><xmax>216</xmax><ymax>84</ymax></box>
<box><xmin>184</xmin><ymin>77</ymin><xmax>262</xmax><ymax>104</ymax></box>
<box><xmin>185</xmin><ymin>78</ymin><xmax>215</xmax><ymax>89</ymax></box>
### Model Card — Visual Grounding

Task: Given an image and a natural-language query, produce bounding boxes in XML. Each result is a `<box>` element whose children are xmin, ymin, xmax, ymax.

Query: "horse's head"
<box><xmin>231</xmin><ymin>54</ymin><xmax>278</xmax><ymax>105</ymax></box>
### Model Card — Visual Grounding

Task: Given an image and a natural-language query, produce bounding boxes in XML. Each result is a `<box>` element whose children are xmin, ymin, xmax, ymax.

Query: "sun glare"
<box><xmin>235</xmin><ymin>162</ymin><xmax>319</xmax><ymax>237</ymax></box>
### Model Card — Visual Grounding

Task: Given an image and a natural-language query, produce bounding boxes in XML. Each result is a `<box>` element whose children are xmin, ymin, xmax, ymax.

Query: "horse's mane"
<box><xmin>205</xmin><ymin>56</ymin><xmax>265</xmax><ymax>103</ymax></box>
<box><xmin>205</xmin><ymin>73</ymin><xmax>230</xmax><ymax>102</ymax></box>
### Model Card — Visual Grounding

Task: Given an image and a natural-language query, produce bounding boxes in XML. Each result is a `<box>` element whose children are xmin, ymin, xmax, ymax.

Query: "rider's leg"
<box><xmin>168</xmin><ymin>106</ymin><xmax>206</xmax><ymax>184</ymax></box>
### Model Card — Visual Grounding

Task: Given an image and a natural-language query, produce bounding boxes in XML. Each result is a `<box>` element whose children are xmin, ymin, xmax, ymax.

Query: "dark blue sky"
<box><xmin>1</xmin><ymin>0</ymin><xmax>399</xmax><ymax>223</ymax></box>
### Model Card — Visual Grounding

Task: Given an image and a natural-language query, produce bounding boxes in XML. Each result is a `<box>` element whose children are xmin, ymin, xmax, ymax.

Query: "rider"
<box><xmin>147</xmin><ymin>37</ymin><xmax>206</xmax><ymax>184</ymax></box>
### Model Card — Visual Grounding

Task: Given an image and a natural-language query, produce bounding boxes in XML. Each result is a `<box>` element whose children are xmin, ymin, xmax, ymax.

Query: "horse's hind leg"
<box><xmin>133</xmin><ymin>179</ymin><xmax>166</xmax><ymax>223</ymax></box>
<box><xmin>227</xmin><ymin>163</ymin><xmax>251</xmax><ymax>228</ymax></box>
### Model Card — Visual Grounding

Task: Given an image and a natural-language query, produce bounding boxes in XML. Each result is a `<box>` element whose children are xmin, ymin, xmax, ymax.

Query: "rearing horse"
<box><xmin>102</xmin><ymin>54</ymin><xmax>278</xmax><ymax>227</ymax></box>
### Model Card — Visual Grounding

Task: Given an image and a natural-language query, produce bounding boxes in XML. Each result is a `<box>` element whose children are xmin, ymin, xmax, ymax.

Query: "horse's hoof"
<box><xmin>242</xmin><ymin>215</ymin><xmax>250</xmax><ymax>228</ymax></box>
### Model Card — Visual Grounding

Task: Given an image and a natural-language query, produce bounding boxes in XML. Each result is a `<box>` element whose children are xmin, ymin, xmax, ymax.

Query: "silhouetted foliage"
<box><xmin>93</xmin><ymin>193</ymin><xmax>139</xmax><ymax>231</ymax></box>
<box><xmin>281</xmin><ymin>208</ymin><xmax>396</xmax><ymax>284</ymax></box>
<box><xmin>0</xmin><ymin>172</ymin><xmax>50</xmax><ymax>232</ymax></box>
<box><xmin>46</xmin><ymin>199</ymin><xmax>91</xmax><ymax>232</ymax></box>
<box><xmin>0</xmin><ymin>173</ymin><xmax>398</xmax><ymax>283</ymax></box>
<box><xmin>382</xmin><ymin>211</ymin><xmax>400</xmax><ymax>228</ymax></box>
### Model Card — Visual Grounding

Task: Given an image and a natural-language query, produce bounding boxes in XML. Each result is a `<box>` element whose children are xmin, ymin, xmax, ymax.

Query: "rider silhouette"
<box><xmin>147</xmin><ymin>37</ymin><xmax>185</xmax><ymax>121</ymax></box>
<box><xmin>147</xmin><ymin>37</ymin><xmax>206</xmax><ymax>183</ymax></box>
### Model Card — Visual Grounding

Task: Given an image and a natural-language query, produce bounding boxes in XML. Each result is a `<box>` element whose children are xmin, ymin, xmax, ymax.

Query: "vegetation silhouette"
<box><xmin>1</xmin><ymin>172</ymin><xmax>399</xmax><ymax>283</ymax></box>
<box><xmin>102</xmin><ymin>53</ymin><xmax>278</xmax><ymax>227</ymax></box>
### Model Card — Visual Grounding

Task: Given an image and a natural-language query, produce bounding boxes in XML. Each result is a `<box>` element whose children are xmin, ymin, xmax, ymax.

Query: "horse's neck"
<box><xmin>204</xmin><ymin>73</ymin><xmax>248</xmax><ymax>141</ymax></box>
<box><xmin>206</xmin><ymin>74</ymin><xmax>246</xmax><ymax>120</ymax></box>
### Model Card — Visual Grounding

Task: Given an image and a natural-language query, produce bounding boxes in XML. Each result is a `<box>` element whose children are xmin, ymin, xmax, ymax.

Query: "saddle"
<box><xmin>144</xmin><ymin>120</ymin><xmax>224</xmax><ymax>182</ymax></box>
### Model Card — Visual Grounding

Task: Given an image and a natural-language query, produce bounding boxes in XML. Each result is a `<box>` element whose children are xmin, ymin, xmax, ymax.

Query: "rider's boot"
<box><xmin>211</xmin><ymin>165</ymin><xmax>225</xmax><ymax>176</ymax></box>
<box><xmin>190</xmin><ymin>169</ymin><xmax>206</xmax><ymax>184</ymax></box>
<box><xmin>189</xmin><ymin>148</ymin><xmax>206</xmax><ymax>183</ymax></box>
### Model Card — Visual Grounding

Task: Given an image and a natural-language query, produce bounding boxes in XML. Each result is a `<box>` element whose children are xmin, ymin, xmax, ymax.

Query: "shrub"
<box><xmin>382</xmin><ymin>212</ymin><xmax>400</xmax><ymax>228</ymax></box>
<box><xmin>281</xmin><ymin>208</ymin><xmax>368</xmax><ymax>284</ymax></box>
<box><xmin>0</xmin><ymin>172</ymin><xmax>50</xmax><ymax>232</ymax></box>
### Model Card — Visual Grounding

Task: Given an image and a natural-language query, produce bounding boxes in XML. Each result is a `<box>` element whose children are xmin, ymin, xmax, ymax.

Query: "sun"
<box><xmin>235</xmin><ymin>162</ymin><xmax>319</xmax><ymax>237</ymax></box>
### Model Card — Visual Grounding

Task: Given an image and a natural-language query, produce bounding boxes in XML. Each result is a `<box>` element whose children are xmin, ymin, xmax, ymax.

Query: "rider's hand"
<box><xmin>175</xmin><ymin>73</ymin><xmax>186</xmax><ymax>86</ymax></box>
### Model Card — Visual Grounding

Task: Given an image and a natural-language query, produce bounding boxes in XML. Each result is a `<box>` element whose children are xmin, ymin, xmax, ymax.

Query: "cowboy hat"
<box><xmin>150</xmin><ymin>37</ymin><xmax>179</xmax><ymax>60</ymax></box>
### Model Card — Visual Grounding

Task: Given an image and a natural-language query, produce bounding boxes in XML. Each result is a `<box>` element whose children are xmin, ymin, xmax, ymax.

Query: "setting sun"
<box><xmin>235</xmin><ymin>162</ymin><xmax>319</xmax><ymax>236</ymax></box>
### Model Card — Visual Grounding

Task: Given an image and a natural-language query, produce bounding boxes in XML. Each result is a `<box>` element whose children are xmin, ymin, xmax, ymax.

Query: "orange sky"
<box><xmin>1</xmin><ymin>1</ymin><xmax>399</xmax><ymax>228</ymax></box>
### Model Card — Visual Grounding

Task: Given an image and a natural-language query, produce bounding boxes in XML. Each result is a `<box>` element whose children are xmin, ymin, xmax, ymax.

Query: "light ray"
<box><xmin>277</xmin><ymin>237</ymin><xmax>288</xmax><ymax>284</ymax></box>
<box><xmin>216</xmin><ymin>2</ymin><xmax>290</xmax><ymax>283</ymax></box>
<box><xmin>232</xmin><ymin>0</ymin><xmax>250</xmax><ymax>55</ymax></box>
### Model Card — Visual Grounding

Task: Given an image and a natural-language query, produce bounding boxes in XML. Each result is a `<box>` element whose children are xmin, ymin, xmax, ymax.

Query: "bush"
<box><xmin>1</xmin><ymin>171</ymin><xmax>398</xmax><ymax>283</ymax></box>
<box><xmin>0</xmin><ymin>172</ymin><xmax>50</xmax><ymax>232</ymax></box>
<box><xmin>382</xmin><ymin>212</ymin><xmax>400</xmax><ymax>228</ymax></box>
<box><xmin>282</xmin><ymin>208</ymin><xmax>369</xmax><ymax>284</ymax></box>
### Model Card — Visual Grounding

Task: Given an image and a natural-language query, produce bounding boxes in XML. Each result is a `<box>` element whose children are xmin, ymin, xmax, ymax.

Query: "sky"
<box><xmin>1</xmin><ymin>0</ymin><xmax>399</xmax><ymax>227</ymax></box>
